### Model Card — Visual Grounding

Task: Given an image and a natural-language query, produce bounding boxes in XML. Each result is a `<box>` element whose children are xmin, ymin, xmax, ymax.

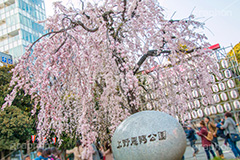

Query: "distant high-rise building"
<box><xmin>0</xmin><ymin>0</ymin><xmax>46</xmax><ymax>63</ymax></box>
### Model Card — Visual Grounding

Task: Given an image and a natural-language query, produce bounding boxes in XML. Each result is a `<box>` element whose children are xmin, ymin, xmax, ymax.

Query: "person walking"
<box><xmin>197</xmin><ymin>120</ymin><xmax>216</xmax><ymax>160</ymax></box>
<box><xmin>204</xmin><ymin>117</ymin><xmax>224</xmax><ymax>158</ymax></box>
<box><xmin>216</xmin><ymin>119</ymin><xmax>228</xmax><ymax>145</ymax></box>
<box><xmin>221</xmin><ymin>112</ymin><xmax>240</xmax><ymax>158</ymax></box>
<box><xmin>66</xmin><ymin>140</ymin><xmax>83</xmax><ymax>160</ymax></box>
<box><xmin>186</xmin><ymin>125</ymin><xmax>199</xmax><ymax>157</ymax></box>
<box><xmin>91</xmin><ymin>142</ymin><xmax>101</xmax><ymax>160</ymax></box>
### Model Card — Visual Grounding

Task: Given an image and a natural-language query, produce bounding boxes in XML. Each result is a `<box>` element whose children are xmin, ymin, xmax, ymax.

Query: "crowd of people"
<box><xmin>23</xmin><ymin>147</ymin><xmax>61</xmax><ymax>160</ymax></box>
<box><xmin>66</xmin><ymin>140</ymin><xmax>113</xmax><ymax>160</ymax></box>
<box><xmin>185</xmin><ymin>111</ymin><xmax>240</xmax><ymax>160</ymax></box>
<box><xmin>23</xmin><ymin>141</ymin><xmax>113</xmax><ymax>160</ymax></box>
<box><xmin>23</xmin><ymin>111</ymin><xmax>240</xmax><ymax>160</ymax></box>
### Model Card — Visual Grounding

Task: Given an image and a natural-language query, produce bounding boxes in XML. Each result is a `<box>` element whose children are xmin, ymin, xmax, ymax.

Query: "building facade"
<box><xmin>0</xmin><ymin>0</ymin><xmax>46</xmax><ymax>62</ymax></box>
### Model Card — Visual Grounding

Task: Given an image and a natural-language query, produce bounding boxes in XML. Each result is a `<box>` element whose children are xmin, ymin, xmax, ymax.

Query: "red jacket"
<box><xmin>197</xmin><ymin>126</ymin><xmax>212</xmax><ymax>147</ymax></box>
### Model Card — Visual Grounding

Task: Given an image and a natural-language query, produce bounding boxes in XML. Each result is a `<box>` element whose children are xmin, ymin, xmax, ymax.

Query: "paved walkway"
<box><xmin>184</xmin><ymin>140</ymin><xmax>240</xmax><ymax>160</ymax></box>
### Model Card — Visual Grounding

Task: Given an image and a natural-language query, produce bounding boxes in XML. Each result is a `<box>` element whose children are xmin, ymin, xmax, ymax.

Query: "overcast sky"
<box><xmin>44</xmin><ymin>0</ymin><xmax>240</xmax><ymax>48</ymax></box>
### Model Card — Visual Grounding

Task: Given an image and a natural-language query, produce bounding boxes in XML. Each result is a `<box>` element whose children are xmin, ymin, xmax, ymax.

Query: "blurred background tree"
<box><xmin>0</xmin><ymin>65</ymin><xmax>35</xmax><ymax>160</ymax></box>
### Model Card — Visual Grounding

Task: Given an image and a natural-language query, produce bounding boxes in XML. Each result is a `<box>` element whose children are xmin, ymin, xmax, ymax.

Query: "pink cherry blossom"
<box><xmin>2</xmin><ymin>0</ymin><xmax>220</xmax><ymax>155</ymax></box>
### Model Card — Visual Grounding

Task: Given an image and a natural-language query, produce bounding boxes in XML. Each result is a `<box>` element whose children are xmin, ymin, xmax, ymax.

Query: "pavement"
<box><xmin>184</xmin><ymin>139</ymin><xmax>240</xmax><ymax>160</ymax></box>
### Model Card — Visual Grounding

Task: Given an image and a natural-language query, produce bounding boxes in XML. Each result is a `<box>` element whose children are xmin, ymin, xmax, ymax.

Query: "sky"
<box><xmin>44</xmin><ymin>0</ymin><xmax>240</xmax><ymax>49</ymax></box>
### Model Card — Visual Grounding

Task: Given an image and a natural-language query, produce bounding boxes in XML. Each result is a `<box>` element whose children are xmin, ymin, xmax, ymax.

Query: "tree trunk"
<box><xmin>26</xmin><ymin>140</ymin><xmax>30</xmax><ymax>155</ymax></box>
<box><xmin>61</xmin><ymin>150</ymin><xmax>66</xmax><ymax>160</ymax></box>
<box><xmin>20</xmin><ymin>146</ymin><xmax>24</xmax><ymax>160</ymax></box>
<box><xmin>5</xmin><ymin>151</ymin><xmax>10</xmax><ymax>160</ymax></box>
<box><xmin>1</xmin><ymin>151</ymin><xmax>5</xmax><ymax>160</ymax></box>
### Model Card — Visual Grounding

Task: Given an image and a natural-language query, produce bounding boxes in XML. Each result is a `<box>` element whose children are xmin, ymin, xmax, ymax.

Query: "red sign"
<box><xmin>208</xmin><ymin>43</ymin><xmax>220</xmax><ymax>50</ymax></box>
<box><xmin>31</xmin><ymin>135</ymin><xmax>36</xmax><ymax>143</ymax></box>
<box><xmin>52</xmin><ymin>137</ymin><xmax>56</xmax><ymax>145</ymax></box>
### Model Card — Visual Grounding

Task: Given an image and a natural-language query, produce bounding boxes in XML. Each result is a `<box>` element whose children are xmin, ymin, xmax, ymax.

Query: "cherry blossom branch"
<box><xmin>28</xmin><ymin>20</ymin><xmax>98</xmax><ymax>51</ymax></box>
<box><xmin>133</xmin><ymin>47</ymin><xmax>201</xmax><ymax>75</ymax></box>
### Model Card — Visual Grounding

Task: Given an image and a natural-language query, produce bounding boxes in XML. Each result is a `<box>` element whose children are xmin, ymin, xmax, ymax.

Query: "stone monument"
<box><xmin>112</xmin><ymin>111</ymin><xmax>186</xmax><ymax>160</ymax></box>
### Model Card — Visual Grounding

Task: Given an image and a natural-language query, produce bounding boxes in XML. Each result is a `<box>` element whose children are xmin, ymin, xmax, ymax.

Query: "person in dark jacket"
<box><xmin>36</xmin><ymin>148</ymin><xmax>44</xmax><ymax>158</ymax></box>
<box><xmin>216</xmin><ymin>119</ymin><xmax>227</xmax><ymax>145</ymax></box>
<box><xmin>186</xmin><ymin>125</ymin><xmax>199</xmax><ymax>157</ymax></box>
<box><xmin>221</xmin><ymin>112</ymin><xmax>240</xmax><ymax>158</ymax></box>
<box><xmin>197</xmin><ymin>120</ymin><xmax>216</xmax><ymax>160</ymax></box>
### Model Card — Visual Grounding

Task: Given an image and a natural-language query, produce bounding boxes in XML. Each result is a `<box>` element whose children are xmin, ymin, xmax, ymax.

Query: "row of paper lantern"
<box><xmin>210</xmin><ymin>70</ymin><xmax>233</xmax><ymax>82</ymax></box>
<box><xmin>213</xmin><ymin>90</ymin><xmax>239</xmax><ymax>102</ymax></box>
<box><xmin>192</xmin><ymin>89</ymin><xmax>239</xmax><ymax>100</ymax></box>
<box><xmin>188</xmin><ymin>99</ymin><xmax>208</xmax><ymax>109</ymax></box>
<box><xmin>209</xmin><ymin>59</ymin><xmax>237</xmax><ymax>70</ymax></box>
<box><xmin>219</xmin><ymin>59</ymin><xmax>240</xmax><ymax>69</ymax></box>
<box><xmin>164</xmin><ymin>59</ymin><xmax>237</xmax><ymax>85</ymax></box>
<box><xmin>183</xmin><ymin>100</ymin><xmax>240</xmax><ymax>120</ymax></box>
<box><xmin>212</xmin><ymin>79</ymin><xmax>236</xmax><ymax>92</ymax></box>
<box><xmin>188</xmin><ymin>91</ymin><xmax>239</xmax><ymax>109</ymax></box>
<box><xmin>160</xmin><ymin>69</ymin><xmax>235</xmax><ymax>87</ymax></box>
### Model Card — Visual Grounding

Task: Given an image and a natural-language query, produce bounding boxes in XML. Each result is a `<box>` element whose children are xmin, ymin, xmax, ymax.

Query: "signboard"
<box><xmin>0</xmin><ymin>52</ymin><xmax>13</xmax><ymax>64</ymax></box>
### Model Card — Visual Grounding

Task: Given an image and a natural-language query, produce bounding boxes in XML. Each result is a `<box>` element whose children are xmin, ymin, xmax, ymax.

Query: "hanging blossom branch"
<box><xmin>2</xmin><ymin>0</ymin><xmax>220</xmax><ymax>157</ymax></box>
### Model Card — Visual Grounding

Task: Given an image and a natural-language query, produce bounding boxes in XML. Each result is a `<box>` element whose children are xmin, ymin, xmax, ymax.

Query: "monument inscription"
<box><xmin>112</xmin><ymin>111</ymin><xmax>186</xmax><ymax>160</ymax></box>
<box><xmin>117</xmin><ymin>130</ymin><xmax>166</xmax><ymax>148</ymax></box>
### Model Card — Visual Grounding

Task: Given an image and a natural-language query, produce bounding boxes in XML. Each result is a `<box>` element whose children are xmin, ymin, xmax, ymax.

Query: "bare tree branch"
<box><xmin>122</xmin><ymin>0</ymin><xmax>127</xmax><ymax>21</ymax></box>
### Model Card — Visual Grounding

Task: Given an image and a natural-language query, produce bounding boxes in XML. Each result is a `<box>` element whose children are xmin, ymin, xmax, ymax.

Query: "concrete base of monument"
<box><xmin>112</xmin><ymin>111</ymin><xmax>186</xmax><ymax>160</ymax></box>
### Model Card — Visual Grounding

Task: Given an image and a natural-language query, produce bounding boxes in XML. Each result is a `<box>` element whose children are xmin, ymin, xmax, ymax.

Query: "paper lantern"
<box><xmin>183</xmin><ymin>113</ymin><xmax>192</xmax><ymax>121</ymax></box>
<box><xmin>220</xmin><ymin>92</ymin><xmax>228</xmax><ymax>101</ymax></box>
<box><xmin>187</xmin><ymin>113</ymin><xmax>192</xmax><ymax>120</ymax></box>
<box><xmin>224</xmin><ymin>103</ymin><xmax>231</xmax><ymax>112</ymax></box>
<box><xmin>224</xmin><ymin>69</ymin><xmax>232</xmax><ymax>78</ymax></box>
<box><xmin>199</xmin><ymin>89</ymin><xmax>206</xmax><ymax>96</ymax></box>
<box><xmin>212</xmin><ymin>84</ymin><xmax>219</xmax><ymax>93</ymax></box>
<box><xmin>197</xmin><ymin>109</ymin><xmax>203</xmax><ymax>118</ymax></box>
<box><xmin>188</xmin><ymin>102</ymin><xmax>194</xmax><ymax>109</ymax></box>
<box><xmin>221</xmin><ymin>60</ymin><xmax>229</xmax><ymax>68</ymax></box>
<box><xmin>201</xmin><ymin>97</ymin><xmax>209</xmax><ymax>106</ymax></box>
<box><xmin>213</xmin><ymin>94</ymin><xmax>221</xmax><ymax>103</ymax></box>
<box><xmin>230</xmin><ymin>90</ymin><xmax>239</xmax><ymax>99</ymax></box>
<box><xmin>218</xmin><ymin>82</ymin><xmax>226</xmax><ymax>91</ymax></box>
<box><xmin>196</xmin><ymin>80</ymin><xmax>200</xmax><ymax>86</ymax></box>
<box><xmin>192</xmin><ymin>90</ymin><xmax>199</xmax><ymax>98</ymax></box>
<box><xmin>191</xmin><ymin>111</ymin><xmax>198</xmax><ymax>119</ymax></box>
<box><xmin>207</xmin><ymin>66</ymin><xmax>213</xmax><ymax>73</ymax></box>
<box><xmin>189</xmin><ymin>81</ymin><xmax>197</xmax><ymax>88</ymax></box>
<box><xmin>210</xmin><ymin>106</ymin><xmax>217</xmax><ymax>115</ymax></box>
<box><xmin>194</xmin><ymin>99</ymin><xmax>200</xmax><ymax>108</ymax></box>
<box><xmin>217</xmin><ymin>105</ymin><xmax>224</xmax><ymax>113</ymax></box>
<box><xmin>210</xmin><ymin>74</ymin><xmax>215</xmax><ymax>82</ymax></box>
<box><xmin>204</xmin><ymin>108</ymin><xmax>211</xmax><ymax>116</ymax></box>
<box><xmin>233</xmin><ymin>100</ymin><xmax>240</xmax><ymax>109</ymax></box>
<box><xmin>227</xmin><ymin>79</ymin><xmax>235</xmax><ymax>88</ymax></box>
